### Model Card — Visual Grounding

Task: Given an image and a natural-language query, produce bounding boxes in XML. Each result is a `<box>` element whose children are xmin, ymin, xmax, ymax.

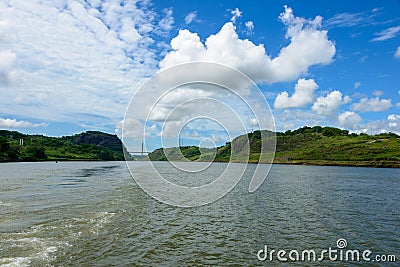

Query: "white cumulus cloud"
<box><xmin>0</xmin><ymin>117</ymin><xmax>48</xmax><ymax>128</ymax></box>
<box><xmin>359</xmin><ymin>114</ymin><xmax>400</xmax><ymax>135</ymax></box>
<box><xmin>351</xmin><ymin>97</ymin><xmax>392</xmax><ymax>112</ymax></box>
<box><xmin>388</xmin><ymin>114</ymin><xmax>400</xmax><ymax>120</ymax></box>
<box><xmin>0</xmin><ymin>0</ymin><xmax>172</xmax><ymax>129</ymax></box>
<box><xmin>338</xmin><ymin>111</ymin><xmax>362</xmax><ymax>129</ymax></box>
<box><xmin>160</xmin><ymin>6</ymin><xmax>336</xmax><ymax>83</ymax></box>
<box><xmin>274</xmin><ymin>78</ymin><xmax>318</xmax><ymax>109</ymax></box>
<box><xmin>312</xmin><ymin>90</ymin><xmax>346</xmax><ymax>117</ymax></box>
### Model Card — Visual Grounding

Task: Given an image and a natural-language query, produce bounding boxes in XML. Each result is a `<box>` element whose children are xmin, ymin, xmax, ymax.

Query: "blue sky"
<box><xmin>0</xmin><ymin>0</ymin><xmax>399</xmax><ymax>150</ymax></box>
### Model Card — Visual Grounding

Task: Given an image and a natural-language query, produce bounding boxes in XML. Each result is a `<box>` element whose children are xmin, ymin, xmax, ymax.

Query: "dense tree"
<box><xmin>22</xmin><ymin>144</ymin><xmax>47</xmax><ymax>160</ymax></box>
<box><xmin>0</xmin><ymin>130</ymin><xmax>127</xmax><ymax>162</ymax></box>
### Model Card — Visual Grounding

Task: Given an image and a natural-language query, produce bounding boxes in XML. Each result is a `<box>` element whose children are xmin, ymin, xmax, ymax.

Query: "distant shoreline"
<box><xmin>2</xmin><ymin>127</ymin><xmax>399</xmax><ymax>167</ymax></box>
<box><xmin>148</xmin><ymin>127</ymin><xmax>400</xmax><ymax>168</ymax></box>
<box><xmin>3</xmin><ymin>159</ymin><xmax>398</xmax><ymax>169</ymax></box>
<box><xmin>217</xmin><ymin>159</ymin><xmax>400</xmax><ymax>168</ymax></box>
<box><xmin>271</xmin><ymin>160</ymin><xmax>400</xmax><ymax>168</ymax></box>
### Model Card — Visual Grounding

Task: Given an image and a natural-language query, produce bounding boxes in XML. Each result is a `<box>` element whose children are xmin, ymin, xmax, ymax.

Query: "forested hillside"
<box><xmin>0</xmin><ymin>130</ymin><xmax>127</xmax><ymax>162</ymax></box>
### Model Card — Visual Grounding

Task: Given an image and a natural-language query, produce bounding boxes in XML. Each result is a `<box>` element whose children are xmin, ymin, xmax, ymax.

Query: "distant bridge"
<box><xmin>128</xmin><ymin>151</ymin><xmax>150</xmax><ymax>156</ymax></box>
<box><xmin>128</xmin><ymin>142</ymin><xmax>150</xmax><ymax>156</ymax></box>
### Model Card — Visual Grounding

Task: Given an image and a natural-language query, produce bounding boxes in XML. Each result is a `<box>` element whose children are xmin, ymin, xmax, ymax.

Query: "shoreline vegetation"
<box><xmin>1</xmin><ymin>126</ymin><xmax>399</xmax><ymax>168</ymax></box>
<box><xmin>0</xmin><ymin>130</ymin><xmax>128</xmax><ymax>162</ymax></box>
<box><xmin>148</xmin><ymin>126</ymin><xmax>400</xmax><ymax>168</ymax></box>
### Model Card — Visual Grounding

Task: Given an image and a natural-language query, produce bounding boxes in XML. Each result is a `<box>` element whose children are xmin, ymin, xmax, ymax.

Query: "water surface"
<box><xmin>0</xmin><ymin>162</ymin><xmax>398</xmax><ymax>266</ymax></box>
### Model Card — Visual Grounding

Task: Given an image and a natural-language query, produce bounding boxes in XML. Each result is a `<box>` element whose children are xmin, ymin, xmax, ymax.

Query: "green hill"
<box><xmin>149</xmin><ymin>146</ymin><xmax>217</xmax><ymax>161</ymax></box>
<box><xmin>2</xmin><ymin>126</ymin><xmax>399</xmax><ymax>167</ymax></box>
<box><xmin>0</xmin><ymin>130</ymin><xmax>128</xmax><ymax>162</ymax></box>
<box><xmin>148</xmin><ymin>126</ymin><xmax>400</xmax><ymax>168</ymax></box>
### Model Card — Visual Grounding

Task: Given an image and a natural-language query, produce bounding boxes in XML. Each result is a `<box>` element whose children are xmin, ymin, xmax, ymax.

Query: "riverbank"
<box><xmin>2</xmin><ymin>126</ymin><xmax>399</xmax><ymax>167</ymax></box>
<box><xmin>272</xmin><ymin>159</ymin><xmax>400</xmax><ymax>168</ymax></box>
<box><xmin>149</xmin><ymin>126</ymin><xmax>400</xmax><ymax>168</ymax></box>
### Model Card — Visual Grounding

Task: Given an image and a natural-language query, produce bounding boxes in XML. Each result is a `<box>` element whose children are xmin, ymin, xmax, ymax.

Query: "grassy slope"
<box><xmin>274</xmin><ymin>134</ymin><xmax>400</xmax><ymax>167</ymax></box>
<box><xmin>148</xmin><ymin>126</ymin><xmax>400</xmax><ymax>168</ymax></box>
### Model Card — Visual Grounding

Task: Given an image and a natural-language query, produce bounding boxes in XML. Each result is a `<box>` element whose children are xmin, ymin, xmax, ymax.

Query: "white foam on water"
<box><xmin>0</xmin><ymin>256</ymin><xmax>31</xmax><ymax>267</ymax></box>
<box><xmin>0</xmin><ymin>228</ymin><xmax>71</xmax><ymax>267</ymax></box>
<box><xmin>0</xmin><ymin>201</ymin><xmax>11</xmax><ymax>206</ymax></box>
<box><xmin>71</xmin><ymin>231</ymin><xmax>83</xmax><ymax>237</ymax></box>
<box><xmin>89</xmin><ymin>211</ymin><xmax>116</xmax><ymax>235</ymax></box>
<box><xmin>35</xmin><ymin>245</ymin><xmax>59</xmax><ymax>263</ymax></box>
<box><xmin>1</xmin><ymin>211</ymin><xmax>117</xmax><ymax>266</ymax></box>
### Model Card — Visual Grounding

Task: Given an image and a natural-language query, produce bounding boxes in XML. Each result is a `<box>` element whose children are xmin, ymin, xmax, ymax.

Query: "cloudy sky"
<box><xmin>1</xmin><ymin>0</ymin><xmax>399</xmax><ymax>149</ymax></box>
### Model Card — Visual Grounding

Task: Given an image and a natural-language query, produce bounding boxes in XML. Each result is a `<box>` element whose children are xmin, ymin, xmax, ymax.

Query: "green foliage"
<box><xmin>148</xmin><ymin>126</ymin><xmax>400</xmax><ymax>167</ymax></box>
<box><xmin>3</xmin><ymin>126</ymin><xmax>399</xmax><ymax>167</ymax></box>
<box><xmin>214</xmin><ymin>142</ymin><xmax>231</xmax><ymax>162</ymax></box>
<box><xmin>0</xmin><ymin>136</ymin><xmax>10</xmax><ymax>152</ymax></box>
<box><xmin>22</xmin><ymin>143</ymin><xmax>47</xmax><ymax>160</ymax></box>
<box><xmin>149</xmin><ymin>146</ymin><xmax>216</xmax><ymax>161</ymax></box>
<box><xmin>273</xmin><ymin>130</ymin><xmax>400</xmax><ymax>167</ymax></box>
<box><xmin>0</xmin><ymin>130</ymin><xmax>126</xmax><ymax>162</ymax></box>
<box><xmin>321</xmin><ymin>126</ymin><xmax>349</xmax><ymax>137</ymax></box>
<box><xmin>148</xmin><ymin>148</ymin><xmax>167</xmax><ymax>161</ymax></box>
<box><xmin>180</xmin><ymin>146</ymin><xmax>201</xmax><ymax>159</ymax></box>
